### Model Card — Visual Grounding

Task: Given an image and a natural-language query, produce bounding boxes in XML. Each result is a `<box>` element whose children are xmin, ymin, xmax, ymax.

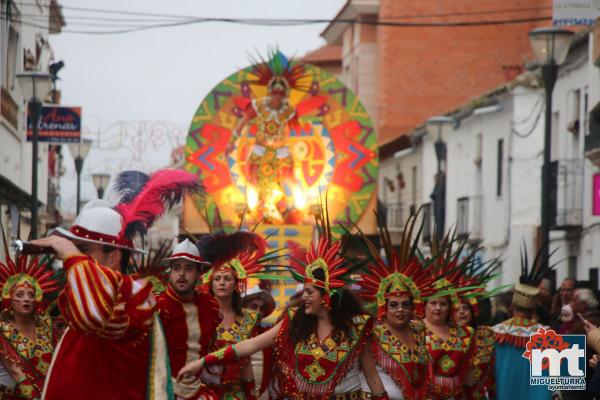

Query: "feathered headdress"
<box><xmin>452</xmin><ymin>255</ymin><xmax>503</xmax><ymax>317</ymax></box>
<box><xmin>427</xmin><ymin>230</ymin><xmax>489</xmax><ymax>312</ymax></box>
<box><xmin>198</xmin><ymin>231</ymin><xmax>282</xmax><ymax>294</ymax></box>
<box><xmin>513</xmin><ymin>240</ymin><xmax>558</xmax><ymax>310</ymax></box>
<box><xmin>0</xmin><ymin>225</ymin><xmax>61</xmax><ymax>312</ymax></box>
<box><xmin>288</xmin><ymin>203</ymin><xmax>362</xmax><ymax>310</ymax></box>
<box><xmin>359</xmin><ymin>211</ymin><xmax>436</xmax><ymax>319</ymax></box>
<box><xmin>248</xmin><ymin>49</ymin><xmax>310</xmax><ymax>94</ymax></box>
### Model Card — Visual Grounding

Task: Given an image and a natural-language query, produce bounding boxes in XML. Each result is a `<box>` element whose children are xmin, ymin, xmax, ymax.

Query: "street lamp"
<box><xmin>92</xmin><ymin>173</ymin><xmax>111</xmax><ymax>200</ymax></box>
<box><xmin>16</xmin><ymin>72</ymin><xmax>53</xmax><ymax>239</ymax></box>
<box><xmin>529</xmin><ymin>27</ymin><xmax>574</xmax><ymax>267</ymax></box>
<box><xmin>68</xmin><ymin>139</ymin><xmax>93</xmax><ymax>215</ymax></box>
<box><xmin>426</xmin><ymin>115</ymin><xmax>454</xmax><ymax>243</ymax></box>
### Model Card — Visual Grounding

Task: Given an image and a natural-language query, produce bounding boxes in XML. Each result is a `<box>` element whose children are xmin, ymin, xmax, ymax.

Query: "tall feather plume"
<box><xmin>113</xmin><ymin>170</ymin><xmax>150</xmax><ymax>204</ymax></box>
<box><xmin>115</xmin><ymin>169</ymin><xmax>204</xmax><ymax>238</ymax></box>
<box><xmin>519</xmin><ymin>239</ymin><xmax>559</xmax><ymax>286</ymax></box>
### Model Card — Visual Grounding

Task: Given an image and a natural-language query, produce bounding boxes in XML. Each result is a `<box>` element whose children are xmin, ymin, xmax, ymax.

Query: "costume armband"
<box><xmin>203</xmin><ymin>344</ymin><xmax>239</xmax><ymax>366</ymax></box>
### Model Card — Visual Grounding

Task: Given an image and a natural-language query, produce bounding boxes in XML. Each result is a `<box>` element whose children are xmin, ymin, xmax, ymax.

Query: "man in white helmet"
<box><xmin>31</xmin><ymin>169</ymin><xmax>201</xmax><ymax>400</ymax></box>
<box><xmin>156</xmin><ymin>238</ymin><xmax>221</xmax><ymax>400</ymax></box>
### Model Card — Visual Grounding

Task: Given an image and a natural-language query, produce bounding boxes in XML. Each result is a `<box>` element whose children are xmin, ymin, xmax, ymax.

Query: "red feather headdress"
<box><xmin>0</xmin><ymin>230</ymin><xmax>61</xmax><ymax>312</ymax></box>
<box><xmin>427</xmin><ymin>232</ymin><xmax>491</xmax><ymax>313</ymax></box>
<box><xmin>0</xmin><ymin>224</ymin><xmax>61</xmax><ymax>312</ymax></box>
<box><xmin>289</xmin><ymin>206</ymin><xmax>353</xmax><ymax>309</ymax></box>
<box><xmin>358</xmin><ymin>212</ymin><xmax>436</xmax><ymax>319</ymax></box>
<box><xmin>248</xmin><ymin>49</ymin><xmax>310</xmax><ymax>94</ymax></box>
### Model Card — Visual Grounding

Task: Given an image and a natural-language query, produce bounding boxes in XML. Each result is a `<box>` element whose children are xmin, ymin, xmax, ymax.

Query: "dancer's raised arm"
<box><xmin>177</xmin><ymin>320</ymin><xmax>282</xmax><ymax>381</ymax></box>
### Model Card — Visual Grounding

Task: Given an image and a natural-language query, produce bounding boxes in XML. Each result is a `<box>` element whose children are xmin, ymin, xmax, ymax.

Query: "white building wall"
<box><xmin>377</xmin><ymin>33</ymin><xmax>600</xmax><ymax>290</ymax></box>
<box><xmin>379</xmin><ymin>147</ymin><xmax>422</xmax><ymax>218</ymax></box>
<box><xmin>550</xmin><ymin>33</ymin><xmax>600</xmax><ymax>286</ymax></box>
<box><xmin>440</xmin><ymin>89</ymin><xmax>545</xmax><ymax>286</ymax></box>
<box><xmin>579</xmin><ymin>32</ymin><xmax>600</xmax><ymax>286</ymax></box>
<box><xmin>0</xmin><ymin>1</ymin><xmax>58</xmax><ymax>240</ymax></box>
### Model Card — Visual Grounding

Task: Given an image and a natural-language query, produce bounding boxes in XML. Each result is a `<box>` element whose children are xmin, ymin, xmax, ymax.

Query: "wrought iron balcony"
<box><xmin>549</xmin><ymin>159</ymin><xmax>583</xmax><ymax>230</ymax></box>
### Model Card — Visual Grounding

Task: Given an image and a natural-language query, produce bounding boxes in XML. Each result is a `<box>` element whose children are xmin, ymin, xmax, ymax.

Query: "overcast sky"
<box><xmin>49</xmin><ymin>0</ymin><xmax>345</xmax><ymax>214</ymax></box>
<box><xmin>51</xmin><ymin>0</ymin><xmax>345</xmax><ymax>129</ymax></box>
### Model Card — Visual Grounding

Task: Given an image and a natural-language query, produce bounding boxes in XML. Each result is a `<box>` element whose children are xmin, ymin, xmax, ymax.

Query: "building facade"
<box><xmin>391</xmin><ymin>26</ymin><xmax>600</xmax><ymax>288</ymax></box>
<box><xmin>0</xmin><ymin>0</ymin><xmax>65</xmax><ymax>255</ymax></box>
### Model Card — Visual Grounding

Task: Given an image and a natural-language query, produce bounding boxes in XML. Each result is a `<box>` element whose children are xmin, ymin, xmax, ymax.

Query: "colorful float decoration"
<box><xmin>185</xmin><ymin>50</ymin><xmax>378</xmax><ymax>228</ymax></box>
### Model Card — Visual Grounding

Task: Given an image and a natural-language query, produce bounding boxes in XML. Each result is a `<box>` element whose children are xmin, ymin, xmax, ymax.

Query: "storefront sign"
<box><xmin>27</xmin><ymin>106</ymin><xmax>81</xmax><ymax>143</ymax></box>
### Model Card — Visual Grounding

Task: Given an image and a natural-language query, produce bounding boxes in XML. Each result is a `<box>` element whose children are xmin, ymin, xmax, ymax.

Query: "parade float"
<box><xmin>184</xmin><ymin>50</ymin><xmax>378</xmax><ymax>315</ymax></box>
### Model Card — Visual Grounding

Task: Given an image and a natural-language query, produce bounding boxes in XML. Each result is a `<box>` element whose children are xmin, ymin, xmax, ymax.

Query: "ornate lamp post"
<box><xmin>68</xmin><ymin>139</ymin><xmax>93</xmax><ymax>214</ymax></box>
<box><xmin>528</xmin><ymin>27</ymin><xmax>574</xmax><ymax>266</ymax></box>
<box><xmin>16</xmin><ymin>72</ymin><xmax>52</xmax><ymax>239</ymax></box>
<box><xmin>92</xmin><ymin>173</ymin><xmax>111</xmax><ymax>200</ymax></box>
<box><xmin>426</xmin><ymin>115</ymin><xmax>454</xmax><ymax>243</ymax></box>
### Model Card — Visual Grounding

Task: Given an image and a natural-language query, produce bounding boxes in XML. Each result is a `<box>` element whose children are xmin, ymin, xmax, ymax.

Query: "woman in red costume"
<box><xmin>179</xmin><ymin>214</ymin><xmax>389</xmax><ymax>399</ymax></box>
<box><xmin>0</xmin><ymin>248</ymin><xmax>61</xmax><ymax>400</ymax></box>
<box><xmin>358</xmin><ymin>214</ymin><xmax>435</xmax><ymax>399</ymax></box>
<box><xmin>196</xmin><ymin>231</ymin><xmax>279</xmax><ymax>400</ymax></box>
<box><xmin>453</xmin><ymin>261</ymin><xmax>501</xmax><ymax>400</ymax></box>
<box><xmin>423</xmin><ymin>241</ymin><xmax>477</xmax><ymax>400</ymax></box>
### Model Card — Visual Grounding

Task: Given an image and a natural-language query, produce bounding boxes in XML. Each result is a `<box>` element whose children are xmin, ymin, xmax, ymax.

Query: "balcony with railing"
<box><xmin>549</xmin><ymin>159</ymin><xmax>583</xmax><ymax>230</ymax></box>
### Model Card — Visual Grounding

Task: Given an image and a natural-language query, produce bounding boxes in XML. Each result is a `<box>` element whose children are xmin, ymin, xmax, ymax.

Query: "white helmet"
<box><xmin>161</xmin><ymin>239</ymin><xmax>209</xmax><ymax>265</ymax></box>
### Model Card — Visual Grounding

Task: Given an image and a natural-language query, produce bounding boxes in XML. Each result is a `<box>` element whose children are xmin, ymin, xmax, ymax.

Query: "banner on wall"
<box><xmin>554</xmin><ymin>0</ymin><xmax>600</xmax><ymax>26</ymax></box>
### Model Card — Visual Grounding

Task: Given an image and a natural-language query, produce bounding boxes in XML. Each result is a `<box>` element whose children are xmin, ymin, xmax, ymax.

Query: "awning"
<box><xmin>0</xmin><ymin>175</ymin><xmax>42</xmax><ymax>209</ymax></box>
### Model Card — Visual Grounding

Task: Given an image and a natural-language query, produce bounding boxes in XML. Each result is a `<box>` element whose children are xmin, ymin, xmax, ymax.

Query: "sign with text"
<box><xmin>26</xmin><ymin>106</ymin><xmax>81</xmax><ymax>143</ymax></box>
<box><xmin>554</xmin><ymin>0</ymin><xmax>600</xmax><ymax>26</ymax></box>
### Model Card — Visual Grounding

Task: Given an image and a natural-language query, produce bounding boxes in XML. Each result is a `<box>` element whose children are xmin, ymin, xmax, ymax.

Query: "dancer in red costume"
<box><xmin>32</xmin><ymin>169</ymin><xmax>202</xmax><ymax>400</ymax></box>
<box><xmin>157</xmin><ymin>239</ymin><xmax>221</xmax><ymax>400</ymax></box>
<box><xmin>423</xmin><ymin>239</ymin><xmax>477</xmax><ymax>400</ymax></box>
<box><xmin>0</xmin><ymin>239</ymin><xmax>61</xmax><ymax>400</ymax></box>
<box><xmin>357</xmin><ymin>213</ymin><xmax>436</xmax><ymax>399</ymax></box>
<box><xmin>178</xmin><ymin>212</ymin><xmax>390</xmax><ymax>400</ymax></box>
<box><xmin>452</xmin><ymin>259</ymin><xmax>501</xmax><ymax>400</ymax></box>
<box><xmin>197</xmin><ymin>231</ymin><xmax>280</xmax><ymax>400</ymax></box>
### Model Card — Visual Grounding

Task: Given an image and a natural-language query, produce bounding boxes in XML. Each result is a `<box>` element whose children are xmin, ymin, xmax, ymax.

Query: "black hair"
<box><xmin>289</xmin><ymin>269</ymin><xmax>364</xmax><ymax>345</ymax></box>
<box><xmin>232</xmin><ymin>290</ymin><xmax>242</xmax><ymax>316</ymax></box>
<box><xmin>472</xmin><ymin>297</ymin><xmax>492</xmax><ymax>327</ymax></box>
<box><xmin>512</xmin><ymin>303</ymin><xmax>534</xmax><ymax>317</ymax></box>
<box><xmin>101</xmin><ymin>245</ymin><xmax>130</xmax><ymax>275</ymax></box>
